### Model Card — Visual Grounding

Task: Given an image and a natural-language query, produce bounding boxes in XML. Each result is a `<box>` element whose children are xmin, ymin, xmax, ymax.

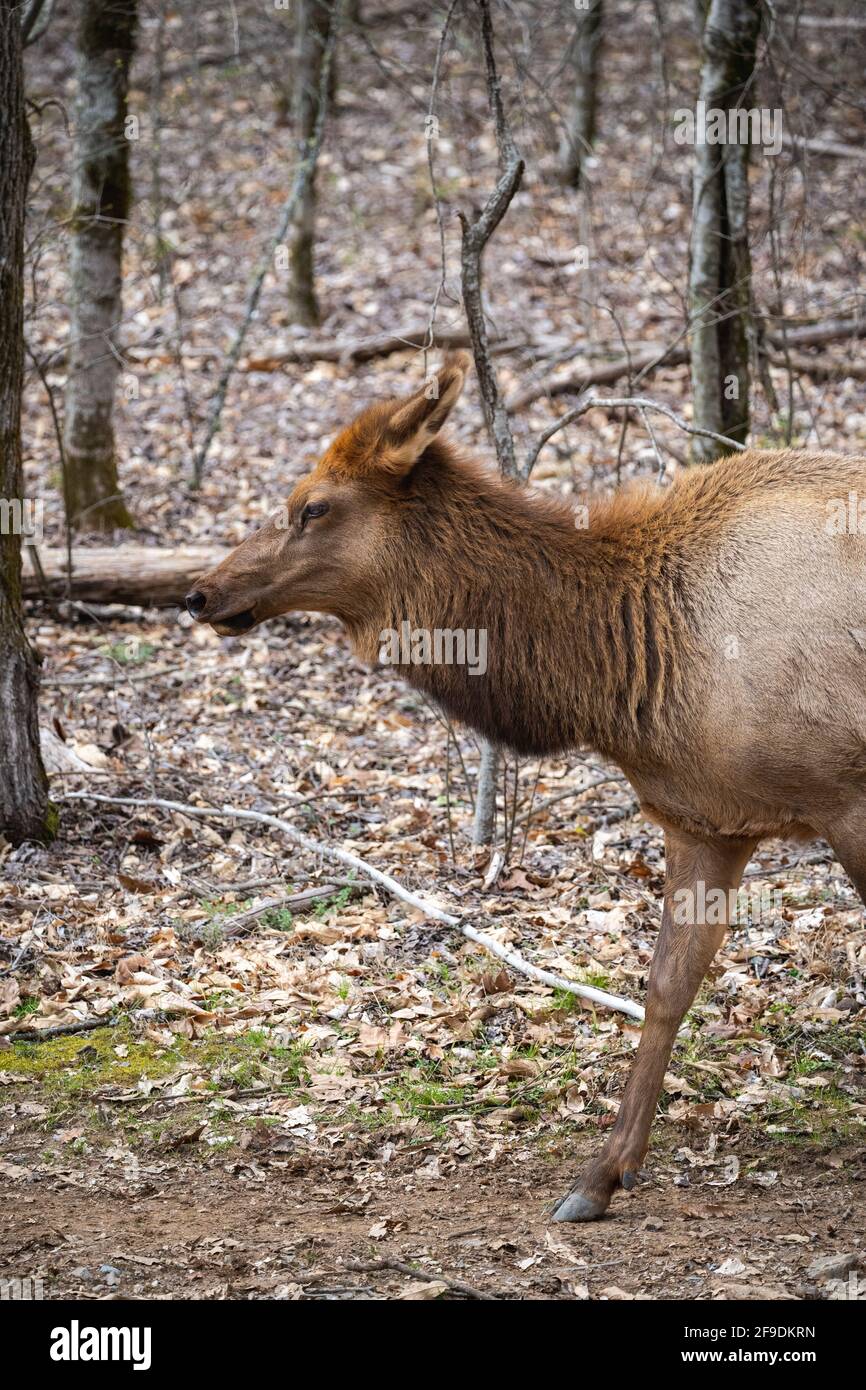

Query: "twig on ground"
<box><xmin>343</xmin><ymin>1258</ymin><xmax>501</xmax><ymax>1301</ymax></box>
<box><xmin>515</xmin><ymin>773</ymin><xmax>628</xmax><ymax>827</ymax></box>
<box><xmin>2</xmin><ymin>1016</ymin><xmax>115</xmax><ymax>1045</ymax></box>
<box><xmin>44</xmin><ymin>666</ymin><xmax>181</xmax><ymax>687</ymax></box>
<box><xmin>0</xmin><ymin>939</ymin><xmax>31</xmax><ymax>976</ymax></box>
<box><xmin>221</xmin><ymin>880</ymin><xmax>364</xmax><ymax>935</ymax></box>
<box><xmin>58</xmin><ymin>791</ymin><xmax>645</xmax><ymax>1021</ymax></box>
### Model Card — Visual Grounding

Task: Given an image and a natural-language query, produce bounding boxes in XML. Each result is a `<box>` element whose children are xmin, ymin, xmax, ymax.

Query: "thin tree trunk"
<box><xmin>688</xmin><ymin>0</ymin><xmax>761</xmax><ymax>462</ymax></box>
<box><xmin>0</xmin><ymin>1</ymin><xmax>50</xmax><ymax>843</ymax></box>
<box><xmin>557</xmin><ymin>0</ymin><xmax>602</xmax><ymax>188</ymax></box>
<box><xmin>286</xmin><ymin>0</ymin><xmax>335</xmax><ymax>326</ymax></box>
<box><xmin>458</xmin><ymin>0</ymin><xmax>525</xmax><ymax>848</ymax></box>
<box><xmin>472</xmin><ymin>740</ymin><xmax>500</xmax><ymax>847</ymax></box>
<box><xmin>63</xmin><ymin>0</ymin><xmax>137</xmax><ymax>530</ymax></box>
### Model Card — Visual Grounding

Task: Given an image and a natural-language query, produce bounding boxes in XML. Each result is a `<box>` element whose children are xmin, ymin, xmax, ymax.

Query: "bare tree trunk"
<box><xmin>458</xmin><ymin>0</ymin><xmax>525</xmax><ymax>849</ymax></box>
<box><xmin>0</xmin><ymin>2</ymin><xmax>50</xmax><ymax>843</ymax></box>
<box><xmin>472</xmin><ymin>740</ymin><xmax>500</xmax><ymax>848</ymax></box>
<box><xmin>63</xmin><ymin>0</ymin><xmax>137</xmax><ymax>530</ymax></box>
<box><xmin>192</xmin><ymin>12</ymin><xmax>340</xmax><ymax>487</ymax></box>
<box><xmin>287</xmin><ymin>0</ymin><xmax>335</xmax><ymax>326</ymax></box>
<box><xmin>557</xmin><ymin>0</ymin><xmax>602</xmax><ymax>187</ymax></box>
<box><xmin>688</xmin><ymin>0</ymin><xmax>761</xmax><ymax>462</ymax></box>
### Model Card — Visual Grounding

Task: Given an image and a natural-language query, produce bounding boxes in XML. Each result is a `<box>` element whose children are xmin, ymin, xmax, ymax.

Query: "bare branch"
<box><xmin>459</xmin><ymin>0</ymin><xmax>524</xmax><ymax>479</ymax></box>
<box><xmin>525</xmin><ymin>393</ymin><xmax>747</xmax><ymax>478</ymax></box>
<box><xmin>21</xmin><ymin>0</ymin><xmax>56</xmax><ymax>46</ymax></box>
<box><xmin>58</xmin><ymin>791</ymin><xmax>646</xmax><ymax>1021</ymax></box>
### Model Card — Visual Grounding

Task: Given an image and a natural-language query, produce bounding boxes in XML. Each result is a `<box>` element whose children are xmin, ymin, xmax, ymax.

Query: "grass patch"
<box><xmin>0</xmin><ymin>1021</ymin><xmax>312</xmax><ymax>1128</ymax></box>
<box><xmin>13</xmin><ymin>995</ymin><xmax>40</xmax><ymax>1018</ymax></box>
<box><xmin>0</xmin><ymin>1019</ymin><xmax>185</xmax><ymax>1089</ymax></box>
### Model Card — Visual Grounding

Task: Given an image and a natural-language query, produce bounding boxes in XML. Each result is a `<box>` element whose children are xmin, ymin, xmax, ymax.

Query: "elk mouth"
<box><xmin>211</xmin><ymin>607</ymin><xmax>257</xmax><ymax>636</ymax></box>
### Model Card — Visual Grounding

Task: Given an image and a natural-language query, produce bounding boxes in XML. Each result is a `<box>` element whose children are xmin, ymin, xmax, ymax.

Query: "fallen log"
<box><xmin>242</xmin><ymin>322</ymin><xmax>528</xmax><ymax>370</ymax></box>
<box><xmin>22</xmin><ymin>545</ymin><xmax>229</xmax><ymax>607</ymax></box>
<box><xmin>767</xmin><ymin>315</ymin><xmax>866</xmax><ymax>351</ymax></box>
<box><xmin>508</xmin><ymin>344</ymin><xmax>689</xmax><ymax>410</ymax></box>
<box><xmin>784</xmin><ymin>134</ymin><xmax>866</xmax><ymax>163</ymax></box>
<box><xmin>769</xmin><ymin>350</ymin><xmax>866</xmax><ymax>382</ymax></box>
<box><xmin>509</xmin><ymin>315</ymin><xmax>866</xmax><ymax>409</ymax></box>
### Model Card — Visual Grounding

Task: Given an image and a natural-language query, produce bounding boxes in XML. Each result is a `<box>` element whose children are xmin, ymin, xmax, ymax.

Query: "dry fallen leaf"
<box><xmin>397</xmin><ymin>1280</ymin><xmax>450</xmax><ymax>1300</ymax></box>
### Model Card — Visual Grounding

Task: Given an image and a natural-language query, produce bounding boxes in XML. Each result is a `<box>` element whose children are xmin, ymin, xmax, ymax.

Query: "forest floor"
<box><xmin>3</xmin><ymin>5</ymin><xmax>865</xmax><ymax>1300</ymax></box>
<box><xmin>3</xmin><ymin>1117</ymin><xmax>864</xmax><ymax>1302</ymax></box>
<box><xmin>1</xmin><ymin>606</ymin><xmax>864</xmax><ymax>1300</ymax></box>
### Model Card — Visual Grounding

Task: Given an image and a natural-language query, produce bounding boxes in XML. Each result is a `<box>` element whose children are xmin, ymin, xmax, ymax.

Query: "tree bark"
<box><xmin>286</xmin><ymin>0</ymin><xmax>335</xmax><ymax>326</ymax></box>
<box><xmin>0</xmin><ymin>2</ymin><xmax>51</xmax><ymax>843</ymax></box>
<box><xmin>508</xmin><ymin>314</ymin><xmax>866</xmax><ymax>410</ymax></box>
<box><xmin>557</xmin><ymin>0</ymin><xmax>602</xmax><ymax>188</ymax></box>
<box><xmin>688</xmin><ymin>0</ymin><xmax>761</xmax><ymax>462</ymax></box>
<box><xmin>472</xmin><ymin>740</ymin><xmax>500</xmax><ymax>848</ymax></box>
<box><xmin>459</xmin><ymin>0</ymin><xmax>525</xmax><ymax>848</ymax></box>
<box><xmin>63</xmin><ymin>0</ymin><xmax>137</xmax><ymax>530</ymax></box>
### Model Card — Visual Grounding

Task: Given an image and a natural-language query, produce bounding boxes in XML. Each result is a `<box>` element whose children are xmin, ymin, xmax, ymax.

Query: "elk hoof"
<box><xmin>550</xmin><ymin>1188</ymin><xmax>608</xmax><ymax>1223</ymax></box>
<box><xmin>621</xmin><ymin>1170</ymin><xmax>638</xmax><ymax>1191</ymax></box>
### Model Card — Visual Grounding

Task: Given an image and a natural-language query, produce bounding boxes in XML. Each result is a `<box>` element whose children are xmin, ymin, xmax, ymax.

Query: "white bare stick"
<box><xmin>60</xmin><ymin>791</ymin><xmax>645</xmax><ymax>1021</ymax></box>
<box><xmin>457</xmin><ymin>921</ymin><xmax>642</xmax><ymax>1018</ymax></box>
<box><xmin>524</xmin><ymin>392</ymin><xmax>746</xmax><ymax>477</ymax></box>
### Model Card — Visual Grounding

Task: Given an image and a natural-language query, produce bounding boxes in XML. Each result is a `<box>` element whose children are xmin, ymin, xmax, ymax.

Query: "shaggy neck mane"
<box><xmin>344</xmin><ymin>439</ymin><xmax>698</xmax><ymax>766</ymax></box>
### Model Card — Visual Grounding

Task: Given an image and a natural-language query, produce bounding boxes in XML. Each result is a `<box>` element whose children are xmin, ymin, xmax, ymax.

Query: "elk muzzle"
<box><xmin>184</xmin><ymin>582</ymin><xmax>258</xmax><ymax>635</ymax></box>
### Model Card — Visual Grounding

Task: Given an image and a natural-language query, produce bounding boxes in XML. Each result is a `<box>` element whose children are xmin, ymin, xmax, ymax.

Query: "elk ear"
<box><xmin>384</xmin><ymin>351</ymin><xmax>471</xmax><ymax>472</ymax></box>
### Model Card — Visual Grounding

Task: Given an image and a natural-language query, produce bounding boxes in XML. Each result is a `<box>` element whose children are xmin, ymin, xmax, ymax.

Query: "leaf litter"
<box><xmin>3</xmin><ymin>1</ymin><xmax>865</xmax><ymax>1299</ymax></box>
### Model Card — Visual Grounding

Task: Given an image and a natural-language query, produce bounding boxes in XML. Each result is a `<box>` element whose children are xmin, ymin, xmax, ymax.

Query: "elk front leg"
<box><xmin>552</xmin><ymin>827</ymin><xmax>755</xmax><ymax>1222</ymax></box>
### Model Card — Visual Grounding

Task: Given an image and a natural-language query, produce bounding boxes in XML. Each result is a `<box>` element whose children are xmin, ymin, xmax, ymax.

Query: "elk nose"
<box><xmin>185</xmin><ymin>590</ymin><xmax>207</xmax><ymax>618</ymax></box>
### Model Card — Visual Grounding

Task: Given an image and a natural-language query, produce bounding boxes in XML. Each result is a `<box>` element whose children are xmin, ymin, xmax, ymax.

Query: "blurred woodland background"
<box><xmin>0</xmin><ymin>0</ymin><xmax>864</xmax><ymax>1301</ymax></box>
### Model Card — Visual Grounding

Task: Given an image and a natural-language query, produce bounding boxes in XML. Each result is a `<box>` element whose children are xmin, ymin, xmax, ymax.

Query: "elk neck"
<box><xmin>343</xmin><ymin>443</ymin><xmax>699</xmax><ymax>766</ymax></box>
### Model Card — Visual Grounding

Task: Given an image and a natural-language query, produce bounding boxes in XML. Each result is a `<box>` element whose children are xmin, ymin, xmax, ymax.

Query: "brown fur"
<box><xmin>188</xmin><ymin>355</ymin><xmax>866</xmax><ymax>1222</ymax></box>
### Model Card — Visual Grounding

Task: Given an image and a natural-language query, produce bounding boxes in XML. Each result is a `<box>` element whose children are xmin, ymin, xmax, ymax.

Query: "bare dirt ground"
<box><xmin>3</xmin><ymin>1126</ymin><xmax>864</xmax><ymax>1301</ymax></box>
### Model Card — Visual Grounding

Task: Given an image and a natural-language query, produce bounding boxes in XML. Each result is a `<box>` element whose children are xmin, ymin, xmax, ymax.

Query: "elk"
<box><xmin>187</xmin><ymin>352</ymin><xmax>866</xmax><ymax>1222</ymax></box>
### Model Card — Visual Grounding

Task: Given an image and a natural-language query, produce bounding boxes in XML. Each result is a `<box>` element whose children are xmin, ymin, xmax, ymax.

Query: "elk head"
<box><xmin>185</xmin><ymin>352</ymin><xmax>471</xmax><ymax>636</ymax></box>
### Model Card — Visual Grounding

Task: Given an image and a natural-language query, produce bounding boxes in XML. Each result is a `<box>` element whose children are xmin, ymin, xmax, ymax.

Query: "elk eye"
<box><xmin>300</xmin><ymin>501</ymin><xmax>329</xmax><ymax>528</ymax></box>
